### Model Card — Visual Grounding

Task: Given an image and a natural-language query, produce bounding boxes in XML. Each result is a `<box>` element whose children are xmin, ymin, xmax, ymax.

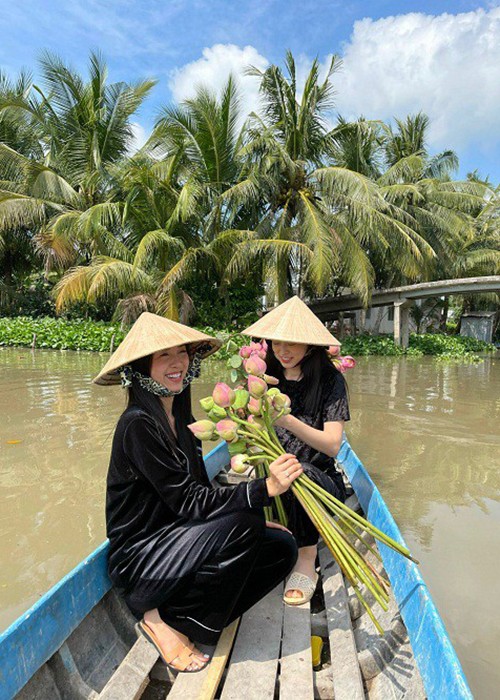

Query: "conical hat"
<box><xmin>93</xmin><ymin>312</ymin><xmax>221</xmax><ymax>386</ymax></box>
<box><xmin>243</xmin><ymin>296</ymin><xmax>340</xmax><ymax>347</ymax></box>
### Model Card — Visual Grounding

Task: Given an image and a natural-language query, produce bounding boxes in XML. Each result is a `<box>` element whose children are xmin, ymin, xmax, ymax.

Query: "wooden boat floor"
<box><xmin>15</xmin><ymin>497</ymin><xmax>426</xmax><ymax>700</ymax></box>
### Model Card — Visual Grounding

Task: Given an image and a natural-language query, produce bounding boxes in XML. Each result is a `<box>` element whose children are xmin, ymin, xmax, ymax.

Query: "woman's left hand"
<box><xmin>265</xmin><ymin>521</ymin><xmax>292</xmax><ymax>534</ymax></box>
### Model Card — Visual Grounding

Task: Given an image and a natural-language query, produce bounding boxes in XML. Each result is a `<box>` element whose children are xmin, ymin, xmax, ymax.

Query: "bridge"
<box><xmin>310</xmin><ymin>276</ymin><xmax>500</xmax><ymax>347</ymax></box>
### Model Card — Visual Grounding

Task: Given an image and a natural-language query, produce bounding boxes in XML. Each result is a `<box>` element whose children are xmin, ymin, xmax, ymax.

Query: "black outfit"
<box><xmin>275</xmin><ymin>370</ymin><xmax>350</xmax><ymax>547</ymax></box>
<box><xmin>106</xmin><ymin>405</ymin><xmax>298</xmax><ymax>645</ymax></box>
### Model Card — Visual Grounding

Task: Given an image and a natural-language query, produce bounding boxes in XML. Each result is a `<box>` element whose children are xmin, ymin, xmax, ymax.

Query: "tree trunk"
<box><xmin>439</xmin><ymin>297</ymin><xmax>449</xmax><ymax>333</ymax></box>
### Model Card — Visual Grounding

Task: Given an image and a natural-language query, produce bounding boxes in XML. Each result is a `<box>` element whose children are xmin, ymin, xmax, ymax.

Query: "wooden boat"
<box><xmin>0</xmin><ymin>439</ymin><xmax>473</xmax><ymax>700</ymax></box>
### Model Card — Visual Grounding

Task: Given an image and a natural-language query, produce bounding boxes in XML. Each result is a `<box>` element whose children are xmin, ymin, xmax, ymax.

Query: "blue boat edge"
<box><xmin>0</xmin><ymin>438</ymin><xmax>473</xmax><ymax>699</ymax></box>
<box><xmin>336</xmin><ymin>440</ymin><xmax>473</xmax><ymax>700</ymax></box>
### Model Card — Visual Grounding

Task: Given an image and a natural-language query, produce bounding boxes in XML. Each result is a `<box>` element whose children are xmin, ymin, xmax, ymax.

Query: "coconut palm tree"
<box><xmin>53</xmin><ymin>77</ymin><xmax>260</xmax><ymax>321</ymax></box>
<box><xmin>0</xmin><ymin>52</ymin><xmax>155</xmax><ymax>273</ymax></box>
<box><xmin>221</xmin><ymin>52</ymin><xmax>436</xmax><ymax>305</ymax></box>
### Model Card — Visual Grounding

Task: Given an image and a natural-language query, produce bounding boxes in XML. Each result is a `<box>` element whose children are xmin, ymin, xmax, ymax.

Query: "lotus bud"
<box><xmin>328</xmin><ymin>344</ymin><xmax>341</xmax><ymax>357</ymax></box>
<box><xmin>248</xmin><ymin>397</ymin><xmax>262</xmax><ymax>415</ymax></box>
<box><xmin>248</xmin><ymin>375</ymin><xmax>267</xmax><ymax>398</ymax></box>
<box><xmin>267</xmin><ymin>387</ymin><xmax>281</xmax><ymax>397</ymax></box>
<box><xmin>263</xmin><ymin>374</ymin><xmax>279</xmax><ymax>385</ymax></box>
<box><xmin>188</xmin><ymin>420</ymin><xmax>216</xmax><ymax>441</ymax></box>
<box><xmin>199</xmin><ymin>396</ymin><xmax>215</xmax><ymax>412</ymax></box>
<box><xmin>208</xmin><ymin>405</ymin><xmax>228</xmax><ymax>421</ymax></box>
<box><xmin>212</xmin><ymin>382</ymin><xmax>235</xmax><ymax>408</ymax></box>
<box><xmin>228</xmin><ymin>439</ymin><xmax>248</xmax><ymax>456</ymax></box>
<box><xmin>244</xmin><ymin>355</ymin><xmax>267</xmax><ymax>376</ymax></box>
<box><xmin>215</xmin><ymin>419</ymin><xmax>238</xmax><ymax>442</ymax></box>
<box><xmin>248</xmin><ymin>415</ymin><xmax>266</xmax><ymax>429</ymax></box>
<box><xmin>262</xmin><ymin>339</ymin><xmax>268</xmax><ymax>352</ymax></box>
<box><xmin>233</xmin><ymin>388</ymin><xmax>250</xmax><ymax>410</ymax></box>
<box><xmin>273</xmin><ymin>392</ymin><xmax>291</xmax><ymax>411</ymax></box>
<box><xmin>341</xmin><ymin>355</ymin><xmax>356</xmax><ymax>369</ymax></box>
<box><xmin>231</xmin><ymin>454</ymin><xmax>250</xmax><ymax>474</ymax></box>
<box><xmin>239</xmin><ymin>345</ymin><xmax>253</xmax><ymax>359</ymax></box>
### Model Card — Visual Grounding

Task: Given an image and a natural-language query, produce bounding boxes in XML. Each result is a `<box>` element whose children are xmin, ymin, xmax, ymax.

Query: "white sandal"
<box><xmin>283</xmin><ymin>571</ymin><xmax>319</xmax><ymax>606</ymax></box>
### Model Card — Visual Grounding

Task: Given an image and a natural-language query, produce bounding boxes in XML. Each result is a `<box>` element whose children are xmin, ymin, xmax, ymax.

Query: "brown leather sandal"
<box><xmin>135</xmin><ymin>620</ymin><xmax>209</xmax><ymax>673</ymax></box>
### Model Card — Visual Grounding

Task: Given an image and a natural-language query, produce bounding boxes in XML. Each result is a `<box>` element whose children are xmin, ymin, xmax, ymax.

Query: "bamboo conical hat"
<box><xmin>93</xmin><ymin>312</ymin><xmax>221</xmax><ymax>386</ymax></box>
<box><xmin>243</xmin><ymin>296</ymin><xmax>340</xmax><ymax>347</ymax></box>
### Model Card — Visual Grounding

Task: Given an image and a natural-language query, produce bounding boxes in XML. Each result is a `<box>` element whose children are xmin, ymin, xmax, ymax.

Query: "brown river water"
<box><xmin>0</xmin><ymin>347</ymin><xmax>499</xmax><ymax>698</ymax></box>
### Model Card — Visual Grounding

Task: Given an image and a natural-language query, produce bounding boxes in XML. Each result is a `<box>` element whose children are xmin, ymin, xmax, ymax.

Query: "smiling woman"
<box><xmin>95</xmin><ymin>312</ymin><xmax>302</xmax><ymax>674</ymax></box>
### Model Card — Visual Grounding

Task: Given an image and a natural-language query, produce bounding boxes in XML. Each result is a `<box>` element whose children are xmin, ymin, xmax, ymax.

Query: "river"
<box><xmin>0</xmin><ymin>347</ymin><xmax>499</xmax><ymax>698</ymax></box>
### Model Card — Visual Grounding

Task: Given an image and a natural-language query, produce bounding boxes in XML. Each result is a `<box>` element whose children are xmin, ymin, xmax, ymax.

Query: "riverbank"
<box><xmin>0</xmin><ymin>315</ymin><xmax>496</xmax><ymax>359</ymax></box>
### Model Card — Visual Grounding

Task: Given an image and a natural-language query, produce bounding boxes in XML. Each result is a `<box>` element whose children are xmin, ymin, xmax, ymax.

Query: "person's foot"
<box><xmin>285</xmin><ymin>544</ymin><xmax>318</xmax><ymax>600</ymax></box>
<box><xmin>142</xmin><ymin>616</ymin><xmax>209</xmax><ymax>671</ymax></box>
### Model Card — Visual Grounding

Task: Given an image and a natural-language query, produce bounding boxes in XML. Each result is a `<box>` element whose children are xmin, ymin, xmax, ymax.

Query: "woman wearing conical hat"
<box><xmin>244</xmin><ymin>296</ymin><xmax>351</xmax><ymax>606</ymax></box>
<box><xmin>95</xmin><ymin>312</ymin><xmax>300</xmax><ymax>673</ymax></box>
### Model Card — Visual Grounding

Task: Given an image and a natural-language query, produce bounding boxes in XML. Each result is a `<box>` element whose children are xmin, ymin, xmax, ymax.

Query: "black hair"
<box><xmin>125</xmin><ymin>351</ymin><xmax>201</xmax><ymax>470</ymax></box>
<box><xmin>265</xmin><ymin>342</ymin><xmax>345</xmax><ymax>416</ymax></box>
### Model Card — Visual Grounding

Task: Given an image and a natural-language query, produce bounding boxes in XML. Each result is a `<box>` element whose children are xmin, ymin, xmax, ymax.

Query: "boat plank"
<box><xmin>167</xmin><ymin>619</ymin><xmax>239</xmax><ymax>700</ymax></box>
<box><xmin>318</xmin><ymin>546</ymin><xmax>365</xmax><ymax>700</ymax></box>
<box><xmin>98</xmin><ymin>635</ymin><xmax>158</xmax><ymax>700</ymax></box>
<box><xmin>220</xmin><ymin>585</ymin><xmax>284</xmax><ymax>700</ymax></box>
<box><xmin>279</xmin><ymin>602</ymin><xmax>313</xmax><ymax>700</ymax></box>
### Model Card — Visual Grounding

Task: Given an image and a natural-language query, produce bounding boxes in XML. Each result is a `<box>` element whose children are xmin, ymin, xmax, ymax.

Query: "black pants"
<box><xmin>284</xmin><ymin>462</ymin><xmax>347</xmax><ymax>548</ymax></box>
<box><xmin>123</xmin><ymin>510</ymin><xmax>298</xmax><ymax>645</ymax></box>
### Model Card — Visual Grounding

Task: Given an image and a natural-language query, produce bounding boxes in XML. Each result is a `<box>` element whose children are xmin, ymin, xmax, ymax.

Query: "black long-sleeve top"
<box><xmin>106</xmin><ymin>406</ymin><xmax>271</xmax><ymax>586</ymax></box>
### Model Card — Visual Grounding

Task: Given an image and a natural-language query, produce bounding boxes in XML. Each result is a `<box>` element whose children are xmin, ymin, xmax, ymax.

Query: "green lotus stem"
<box><xmin>301</xmin><ymin>475</ymin><xmax>417</xmax><ymax>562</ymax></box>
<box><xmin>294</xmin><ymin>483</ymin><xmax>389</xmax><ymax>607</ymax></box>
<box><xmin>337</xmin><ymin>518</ymin><xmax>383</xmax><ymax>565</ymax></box>
<box><xmin>229</xmin><ymin>411</ymin><xmax>282</xmax><ymax>453</ymax></box>
<box><xmin>236</xmin><ymin>428</ymin><xmax>282</xmax><ymax>457</ymax></box>
<box><xmin>264</xmin><ymin>505</ymin><xmax>273</xmax><ymax>521</ymax></box>
<box><xmin>352</xmin><ymin>585</ymin><xmax>385</xmax><ymax>636</ymax></box>
<box><xmin>260</xmin><ymin>460</ymin><xmax>288</xmax><ymax>527</ymax></box>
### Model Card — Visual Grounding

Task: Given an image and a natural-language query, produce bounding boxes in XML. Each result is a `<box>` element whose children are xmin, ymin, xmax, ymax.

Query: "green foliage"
<box><xmin>339</xmin><ymin>333</ymin><xmax>495</xmax><ymax>359</ymax></box>
<box><xmin>0</xmin><ymin>316</ymin><xmax>126</xmax><ymax>351</ymax></box>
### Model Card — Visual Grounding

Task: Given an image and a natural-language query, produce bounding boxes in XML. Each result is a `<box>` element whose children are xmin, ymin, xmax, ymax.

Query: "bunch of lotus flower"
<box><xmin>189</xmin><ymin>340</ymin><xmax>415</xmax><ymax>633</ymax></box>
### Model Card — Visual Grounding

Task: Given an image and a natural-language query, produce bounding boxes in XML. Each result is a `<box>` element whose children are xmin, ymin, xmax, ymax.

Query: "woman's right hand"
<box><xmin>266</xmin><ymin>454</ymin><xmax>303</xmax><ymax>497</ymax></box>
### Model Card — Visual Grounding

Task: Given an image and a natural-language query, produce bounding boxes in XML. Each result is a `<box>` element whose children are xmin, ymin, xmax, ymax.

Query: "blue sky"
<box><xmin>1</xmin><ymin>0</ymin><xmax>499</xmax><ymax>182</ymax></box>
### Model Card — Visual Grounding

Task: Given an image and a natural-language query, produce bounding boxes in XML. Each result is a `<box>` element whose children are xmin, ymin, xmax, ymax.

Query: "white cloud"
<box><xmin>169</xmin><ymin>44</ymin><xmax>269</xmax><ymax>123</ymax></box>
<box><xmin>333</xmin><ymin>7</ymin><xmax>500</xmax><ymax>150</ymax></box>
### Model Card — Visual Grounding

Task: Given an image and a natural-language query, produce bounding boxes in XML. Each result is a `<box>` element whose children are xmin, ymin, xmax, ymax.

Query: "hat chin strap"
<box><xmin>119</xmin><ymin>353</ymin><xmax>203</xmax><ymax>397</ymax></box>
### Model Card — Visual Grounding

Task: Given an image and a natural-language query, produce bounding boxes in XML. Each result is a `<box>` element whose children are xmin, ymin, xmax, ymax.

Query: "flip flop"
<box><xmin>135</xmin><ymin>620</ymin><xmax>209</xmax><ymax>673</ymax></box>
<box><xmin>283</xmin><ymin>571</ymin><xmax>319</xmax><ymax>606</ymax></box>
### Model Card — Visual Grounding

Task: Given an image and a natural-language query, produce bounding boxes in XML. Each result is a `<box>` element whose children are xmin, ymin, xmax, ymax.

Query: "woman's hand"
<box><xmin>266</xmin><ymin>453</ymin><xmax>302</xmax><ymax>497</ymax></box>
<box><xmin>274</xmin><ymin>414</ymin><xmax>292</xmax><ymax>429</ymax></box>
<box><xmin>265</xmin><ymin>521</ymin><xmax>292</xmax><ymax>534</ymax></box>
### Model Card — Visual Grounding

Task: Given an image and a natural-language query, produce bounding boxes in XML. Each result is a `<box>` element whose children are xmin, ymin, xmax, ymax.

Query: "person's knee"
<box><xmin>220</xmin><ymin>510</ymin><xmax>266</xmax><ymax>548</ymax></box>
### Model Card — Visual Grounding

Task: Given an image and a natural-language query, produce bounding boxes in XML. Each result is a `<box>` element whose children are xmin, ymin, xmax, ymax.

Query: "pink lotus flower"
<box><xmin>216</xmin><ymin>419</ymin><xmax>238</xmax><ymax>442</ymax></box>
<box><xmin>341</xmin><ymin>355</ymin><xmax>356</xmax><ymax>369</ymax></box>
<box><xmin>244</xmin><ymin>355</ymin><xmax>267</xmax><ymax>376</ymax></box>
<box><xmin>248</xmin><ymin>397</ymin><xmax>262</xmax><ymax>415</ymax></box>
<box><xmin>188</xmin><ymin>420</ymin><xmax>216</xmax><ymax>441</ymax></box>
<box><xmin>231</xmin><ymin>454</ymin><xmax>250</xmax><ymax>474</ymax></box>
<box><xmin>328</xmin><ymin>344</ymin><xmax>341</xmax><ymax>357</ymax></box>
<box><xmin>239</xmin><ymin>345</ymin><xmax>253</xmax><ymax>359</ymax></box>
<box><xmin>212</xmin><ymin>382</ymin><xmax>235</xmax><ymax>408</ymax></box>
<box><xmin>248</xmin><ymin>375</ymin><xmax>267</xmax><ymax>398</ymax></box>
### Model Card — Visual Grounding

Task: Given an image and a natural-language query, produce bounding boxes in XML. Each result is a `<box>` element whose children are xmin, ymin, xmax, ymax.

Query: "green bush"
<box><xmin>0</xmin><ymin>318</ymin><xmax>496</xmax><ymax>360</ymax></box>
